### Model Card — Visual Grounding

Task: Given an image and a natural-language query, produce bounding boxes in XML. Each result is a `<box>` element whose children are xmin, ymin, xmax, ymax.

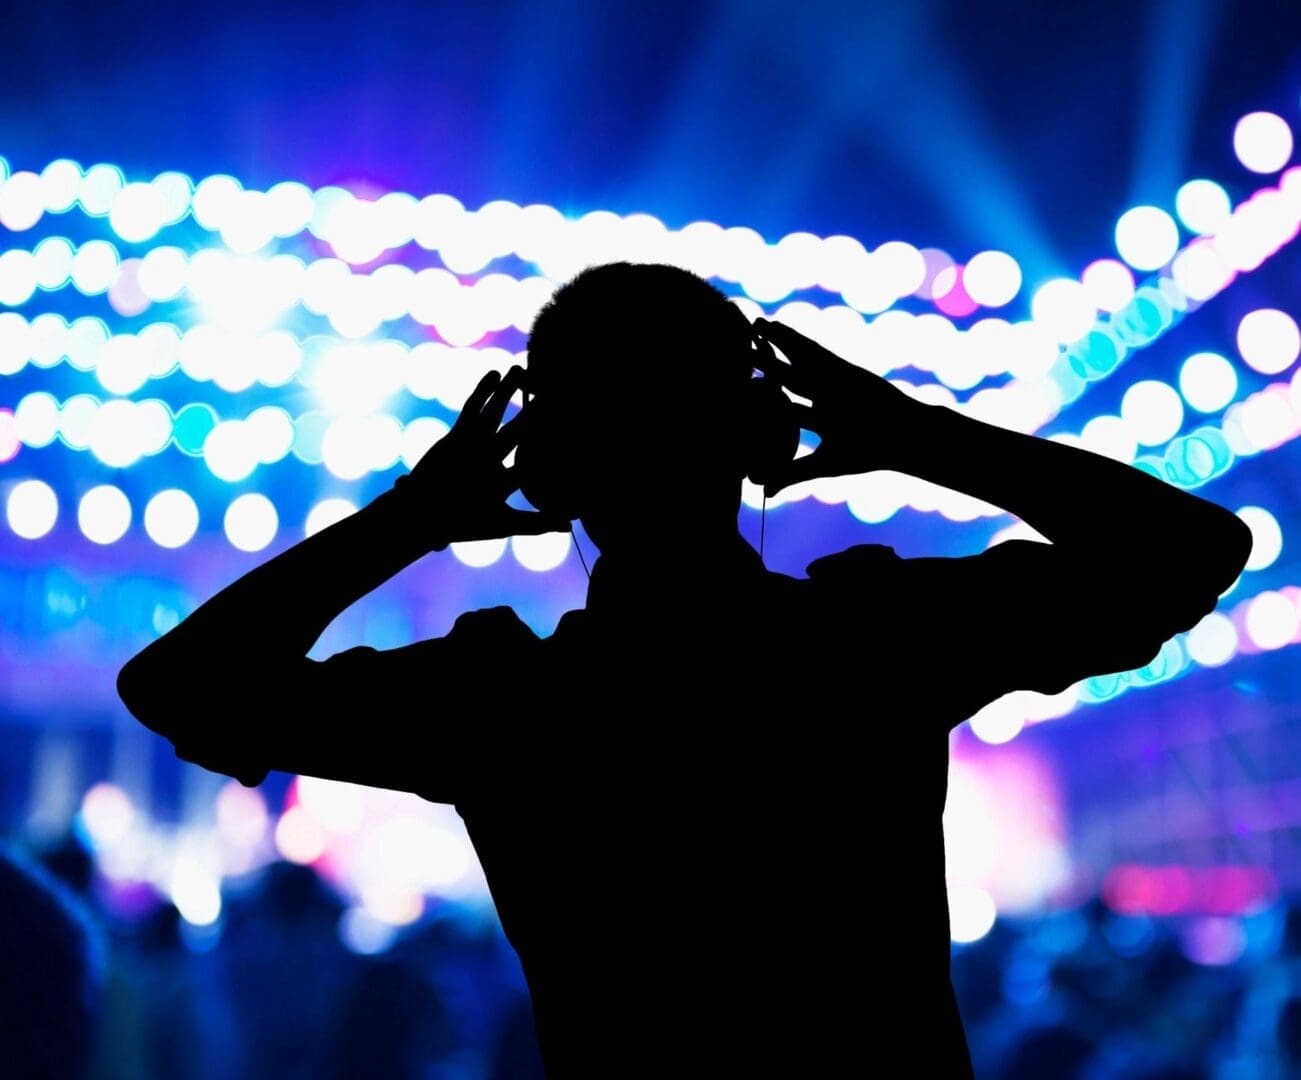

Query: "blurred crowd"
<box><xmin>3</xmin><ymin>837</ymin><xmax>1298</xmax><ymax>1079</ymax></box>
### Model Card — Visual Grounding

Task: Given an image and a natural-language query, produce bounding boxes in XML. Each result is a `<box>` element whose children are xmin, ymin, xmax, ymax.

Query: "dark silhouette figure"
<box><xmin>117</xmin><ymin>262</ymin><xmax>1253</xmax><ymax>1077</ymax></box>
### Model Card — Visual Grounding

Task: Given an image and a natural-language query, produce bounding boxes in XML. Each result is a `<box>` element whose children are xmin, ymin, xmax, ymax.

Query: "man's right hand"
<box><xmin>752</xmin><ymin>317</ymin><xmax>930</xmax><ymax>497</ymax></box>
<box><xmin>395</xmin><ymin>365</ymin><xmax>571</xmax><ymax>550</ymax></box>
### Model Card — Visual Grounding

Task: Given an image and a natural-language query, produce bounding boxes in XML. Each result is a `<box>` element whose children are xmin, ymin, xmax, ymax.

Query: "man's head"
<box><xmin>516</xmin><ymin>262</ymin><xmax>788</xmax><ymax>552</ymax></box>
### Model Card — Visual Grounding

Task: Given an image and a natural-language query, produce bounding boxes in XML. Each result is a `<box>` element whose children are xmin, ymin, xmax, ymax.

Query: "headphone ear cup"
<box><xmin>514</xmin><ymin>402</ymin><xmax>582</xmax><ymax>522</ymax></box>
<box><xmin>741</xmin><ymin>376</ymin><xmax>802</xmax><ymax>488</ymax></box>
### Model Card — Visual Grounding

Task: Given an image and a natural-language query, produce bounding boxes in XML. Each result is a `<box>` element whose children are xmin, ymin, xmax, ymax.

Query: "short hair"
<box><xmin>0</xmin><ymin>845</ymin><xmax>104</xmax><ymax>1079</ymax></box>
<box><xmin>526</xmin><ymin>261</ymin><xmax>753</xmax><ymax>407</ymax></box>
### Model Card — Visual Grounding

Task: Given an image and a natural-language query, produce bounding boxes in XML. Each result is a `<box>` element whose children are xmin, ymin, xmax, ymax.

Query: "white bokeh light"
<box><xmin>1175</xmin><ymin>180</ymin><xmax>1232</xmax><ymax>235</ymax></box>
<box><xmin>1179</xmin><ymin>352</ymin><xmax>1238</xmax><ymax>413</ymax></box>
<box><xmin>0</xmin><ymin>170</ymin><xmax>45</xmax><ymax>231</ymax></box>
<box><xmin>948</xmin><ymin>885</ymin><xmax>997</xmax><ymax>944</ymax></box>
<box><xmin>6</xmin><ymin>479</ymin><xmax>58</xmax><ymax>539</ymax></box>
<box><xmin>224</xmin><ymin>493</ymin><xmax>278</xmax><ymax>552</ymax></box>
<box><xmin>962</xmin><ymin>251</ymin><xmax>1021</xmax><ymax>307</ymax></box>
<box><xmin>1233</xmin><ymin>112</ymin><xmax>1294</xmax><ymax>174</ymax></box>
<box><xmin>1121</xmin><ymin>381</ymin><xmax>1184</xmax><ymax>445</ymax></box>
<box><xmin>1245</xmin><ymin>591</ymin><xmax>1298</xmax><ymax>650</ymax></box>
<box><xmin>1080</xmin><ymin>259</ymin><xmax>1135</xmax><ymax>313</ymax></box>
<box><xmin>511</xmin><ymin>532</ymin><xmax>571</xmax><ymax>572</ymax></box>
<box><xmin>144</xmin><ymin>489</ymin><xmax>199</xmax><ymax>548</ymax></box>
<box><xmin>1115</xmin><ymin>206</ymin><xmax>1180</xmax><ymax>271</ymax></box>
<box><xmin>450</xmin><ymin>537</ymin><xmax>508</xmax><ymax>568</ymax></box>
<box><xmin>1237</xmin><ymin>506</ymin><xmax>1283</xmax><ymax>571</ymax></box>
<box><xmin>1236</xmin><ymin>309</ymin><xmax>1300</xmax><ymax>375</ymax></box>
<box><xmin>1031</xmin><ymin>279</ymin><xmax>1095</xmax><ymax>344</ymax></box>
<box><xmin>78</xmin><ymin>485</ymin><xmax>132</xmax><ymax>544</ymax></box>
<box><xmin>1185</xmin><ymin>612</ymin><xmax>1238</xmax><ymax>667</ymax></box>
<box><xmin>305</xmin><ymin>498</ymin><xmax>358</xmax><ymax>537</ymax></box>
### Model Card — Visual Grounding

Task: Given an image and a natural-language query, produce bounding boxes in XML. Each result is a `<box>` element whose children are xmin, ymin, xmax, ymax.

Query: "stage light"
<box><xmin>450</xmin><ymin>537</ymin><xmax>508</xmax><ymax>568</ymax></box>
<box><xmin>252</xmin><ymin>329</ymin><xmax>301</xmax><ymax>387</ymax></box>
<box><xmin>260</xmin><ymin>180</ymin><xmax>312</xmax><ymax>239</ymax></box>
<box><xmin>89</xmin><ymin>399</ymin><xmax>145</xmax><ymax>468</ymax></box>
<box><xmin>301</xmin><ymin>257</ymin><xmax>351</xmax><ymax>316</ymax></box>
<box><xmin>932</xmin><ymin>266</ymin><xmax>978</xmax><ymax>318</ymax></box>
<box><xmin>1031</xmin><ymin>278</ymin><xmax>1095</xmax><ymax>344</ymax></box>
<box><xmin>321</xmin><ymin>417</ymin><xmax>374</xmax><ymax>480</ymax></box>
<box><xmin>144</xmin><ymin>488</ymin><xmax>200</xmax><ymax>548</ymax></box>
<box><xmin>305</xmin><ymin>497</ymin><xmax>357</xmax><ymax>537</ymax></box>
<box><xmin>109</xmin><ymin>181</ymin><xmax>166</xmax><ymax>243</ymax></box>
<box><xmin>969</xmin><ymin>695</ymin><xmax>1026</xmax><ymax>745</ymax></box>
<box><xmin>1236</xmin><ymin>309</ymin><xmax>1300</xmax><ymax>374</ymax></box>
<box><xmin>78</xmin><ymin>164</ymin><xmax>125</xmax><ymax>216</ymax></box>
<box><xmin>40</xmin><ymin>159</ymin><xmax>82</xmax><ymax>212</ymax></box>
<box><xmin>96</xmin><ymin>334</ymin><xmax>150</xmax><ymax>395</ymax></box>
<box><xmin>0</xmin><ymin>313</ymin><xmax>28</xmax><ymax>376</ymax></box>
<box><xmin>14</xmin><ymin>391</ymin><xmax>59</xmax><ymax>447</ymax></box>
<box><xmin>70</xmin><ymin>239</ymin><xmax>120</xmax><ymax>295</ymax></box>
<box><xmin>191</xmin><ymin>174</ymin><xmax>243</xmax><ymax>230</ymax></box>
<box><xmin>224</xmin><ymin>492</ymin><xmax>278</xmax><ymax>552</ymax></box>
<box><xmin>80</xmin><ymin>783</ymin><xmax>134</xmax><ymax>847</ymax></box>
<box><xmin>139</xmin><ymin>322</ymin><xmax>181</xmax><ymax>378</ymax></box>
<box><xmin>512</xmin><ymin>532</ymin><xmax>571</xmax><ymax>572</ymax></box>
<box><xmin>6</xmin><ymin>478</ymin><xmax>57</xmax><ymax>539</ymax></box>
<box><xmin>1179</xmin><ymin>352</ymin><xmax>1238</xmax><ymax>413</ymax></box>
<box><xmin>1185</xmin><ymin>612</ymin><xmax>1238</xmax><ymax>667</ymax></box>
<box><xmin>371</xmin><ymin>262</ymin><xmax>416</xmax><ymax>322</ymax></box>
<box><xmin>963</xmin><ymin>250</ymin><xmax>1021</xmax><ymax>307</ymax></box>
<box><xmin>0</xmin><ymin>170</ymin><xmax>45</xmax><ymax>231</ymax></box>
<box><xmin>170</xmin><ymin>858</ymin><xmax>221</xmax><ymax>927</ymax></box>
<box><xmin>1233</xmin><ymin>112</ymin><xmax>1294</xmax><ymax>174</ymax></box>
<box><xmin>0</xmin><ymin>249</ymin><xmax>37</xmax><ymax>306</ymax></box>
<box><xmin>1171</xmin><ymin>240</ymin><xmax>1233</xmax><ymax>301</ymax></box>
<box><xmin>55</xmin><ymin>394</ymin><xmax>97</xmax><ymax>450</ymax></box>
<box><xmin>949</xmin><ymin>884</ymin><xmax>997</xmax><ymax>943</ymax></box>
<box><xmin>107</xmin><ymin>258</ymin><xmax>149</xmax><ymax>317</ymax></box>
<box><xmin>275</xmin><ymin>806</ymin><xmax>327</xmax><ymax>864</ymax></box>
<box><xmin>138</xmin><ymin>245</ymin><xmax>188</xmax><ymax>300</ymax></box>
<box><xmin>0</xmin><ymin>409</ymin><xmax>17</xmax><ymax>463</ymax></box>
<box><xmin>78</xmin><ymin>484</ymin><xmax>132</xmax><ymax>544</ymax></box>
<box><xmin>914</xmin><ymin>247</ymin><xmax>955</xmax><ymax>300</ymax></box>
<box><xmin>1080</xmin><ymin>415</ymin><xmax>1137</xmax><ymax>463</ymax></box>
<box><xmin>873</xmin><ymin>241</ymin><xmax>927</xmax><ymax>297</ymax></box>
<box><xmin>1245</xmin><ymin>591</ymin><xmax>1297</xmax><ymax>650</ymax></box>
<box><xmin>151</xmin><ymin>170</ymin><xmax>193</xmax><ymax>224</ymax></box>
<box><xmin>1237</xmin><ymin>506</ymin><xmax>1282</xmax><ymax>571</ymax></box>
<box><xmin>1121</xmin><ymin>380</ymin><xmax>1184</xmax><ymax>445</ymax></box>
<box><xmin>220</xmin><ymin>189</ymin><xmax>276</xmax><ymax>254</ymax></box>
<box><xmin>64</xmin><ymin>316</ymin><xmax>106</xmax><ymax>371</ymax></box>
<box><xmin>1079</xmin><ymin>259</ymin><xmax>1134</xmax><ymax>314</ymax></box>
<box><xmin>33</xmin><ymin>236</ymin><xmax>75</xmax><ymax>290</ymax></box>
<box><xmin>246</xmin><ymin>406</ymin><xmax>295</xmax><ymax>464</ymax></box>
<box><xmin>1175</xmin><ymin>179</ymin><xmax>1232</xmax><ymax>234</ymax></box>
<box><xmin>204</xmin><ymin>421</ymin><xmax>259</xmax><ymax>482</ymax></box>
<box><xmin>136</xmin><ymin>399</ymin><xmax>173</xmax><ymax>455</ymax></box>
<box><xmin>28</xmin><ymin>313</ymin><xmax>63</xmax><ymax>368</ymax></box>
<box><xmin>1115</xmin><ymin>206</ymin><xmax>1179</xmax><ymax>271</ymax></box>
<box><xmin>400</xmin><ymin>416</ymin><xmax>449</xmax><ymax>469</ymax></box>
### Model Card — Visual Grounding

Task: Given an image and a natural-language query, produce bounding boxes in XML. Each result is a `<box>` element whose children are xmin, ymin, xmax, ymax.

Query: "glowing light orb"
<box><xmin>144</xmin><ymin>489</ymin><xmax>200</xmax><ymax>548</ymax></box>
<box><xmin>1115</xmin><ymin>206</ymin><xmax>1179</xmax><ymax>271</ymax></box>
<box><xmin>6</xmin><ymin>479</ymin><xmax>57</xmax><ymax>539</ymax></box>
<box><xmin>1031</xmin><ymin>279</ymin><xmax>1095</xmax><ymax>344</ymax></box>
<box><xmin>1185</xmin><ymin>612</ymin><xmax>1238</xmax><ymax>667</ymax></box>
<box><xmin>1245</xmin><ymin>591</ymin><xmax>1298</xmax><ymax>650</ymax></box>
<box><xmin>224</xmin><ymin>493</ymin><xmax>278</xmax><ymax>552</ymax></box>
<box><xmin>78</xmin><ymin>485</ymin><xmax>132</xmax><ymax>544</ymax></box>
<box><xmin>1236</xmin><ymin>506</ymin><xmax>1282</xmax><ymax>571</ymax></box>
<box><xmin>1175</xmin><ymin>180</ymin><xmax>1232</xmax><ymax>235</ymax></box>
<box><xmin>1080</xmin><ymin>259</ymin><xmax>1135</xmax><ymax>313</ymax></box>
<box><xmin>305</xmin><ymin>498</ymin><xmax>357</xmax><ymax>537</ymax></box>
<box><xmin>512</xmin><ymin>532</ymin><xmax>571</xmax><ymax>572</ymax></box>
<box><xmin>1233</xmin><ymin>112</ymin><xmax>1294</xmax><ymax>174</ymax></box>
<box><xmin>1236</xmin><ymin>309</ymin><xmax>1300</xmax><ymax>374</ymax></box>
<box><xmin>963</xmin><ymin>250</ymin><xmax>1021</xmax><ymax>307</ymax></box>
<box><xmin>1178</xmin><ymin>352</ymin><xmax>1238</xmax><ymax>413</ymax></box>
<box><xmin>1121</xmin><ymin>381</ymin><xmax>1184</xmax><ymax>445</ymax></box>
<box><xmin>949</xmin><ymin>885</ymin><xmax>997</xmax><ymax>943</ymax></box>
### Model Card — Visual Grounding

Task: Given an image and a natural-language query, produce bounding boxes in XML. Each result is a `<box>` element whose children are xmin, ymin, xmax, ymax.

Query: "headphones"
<box><xmin>512</xmin><ymin>323</ymin><xmax>801</xmax><ymax>558</ymax></box>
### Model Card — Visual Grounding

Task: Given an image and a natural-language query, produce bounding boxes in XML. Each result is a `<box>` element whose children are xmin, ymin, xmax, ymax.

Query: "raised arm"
<box><xmin>755</xmin><ymin>317</ymin><xmax>1254</xmax><ymax>703</ymax></box>
<box><xmin>116</xmin><ymin>366</ymin><xmax>566</xmax><ymax>788</ymax></box>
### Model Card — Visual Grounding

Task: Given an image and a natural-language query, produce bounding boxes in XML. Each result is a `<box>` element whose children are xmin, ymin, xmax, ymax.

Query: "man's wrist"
<box><xmin>385</xmin><ymin>476</ymin><xmax>452</xmax><ymax>554</ymax></box>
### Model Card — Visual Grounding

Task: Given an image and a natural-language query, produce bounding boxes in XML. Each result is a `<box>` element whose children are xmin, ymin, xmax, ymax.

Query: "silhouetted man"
<box><xmin>118</xmin><ymin>262</ymin><xmax>1253</xmax><ymax>1077</ymax></box>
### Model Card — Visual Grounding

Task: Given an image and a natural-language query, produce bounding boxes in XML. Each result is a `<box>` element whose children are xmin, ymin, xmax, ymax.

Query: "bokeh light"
<box><xmin>78</xmin><ymin>485</ymin><xmax>132</xmax><ymax>544</ymax></box>
<box><xmin>1121</xmin><ymin>381</ymin><xmax>1184</xmax><ymax>445</ymax></box>
<box><xmin>144</xmin><ymin>489</ymin><xmax>200</xmax><ymax>548</ymax></box>
<box><xmin>1233</xmin><ymin>112</ymin><xmax>1294</xmax><ymax>174</ymax></box>
<box><xmin>1236</xmin><ymin>309</ymin><xmax>1300</xmax><ymax>374</ymax></box>
<box><xmin>1115</xmin><ymin>206</ymin><xmax>1179</xmax><ymax>271</ymax></box>
<box><xmin>224</xmin><ymin>493</ymin><xmax>278</xmax><ymax>552</ymax></box>
<box><xmin>1175</xmin><ymin>180</ymin><xmax>1232</xmax><ymax>235</ymax></box>
<box><xmin>1031</xmin><ymin>279</ymin><xmax>1095</xmax><ymax>344</ymax></box>
<box><xmin>6</xmin><ymin>478</ymin><xmax>58</xmax><ymax>539</ymax></box>
<box><xmin>962</xmin><ymin>251</ymin><xmax>1021</xmax><ymax>307</ymax></box>
<box><xmin>1080</xmin><ymin>259</ymin><xmax>1135</xmax><ymax>313</ymax></box>
<box><xmin>1244</xmin><ymin>591</ymin><xmax>1298</xmax><ymax>650</ymax></box>
<box><xmin>1178</xmin><ymin>352</ymin><xmax>1238</xmax><ymax>413</ymax></box>
<box><xmin>1236</xmin><ymin>506</ymin><xmax>1282</xmax><ymax>571</ymax></box>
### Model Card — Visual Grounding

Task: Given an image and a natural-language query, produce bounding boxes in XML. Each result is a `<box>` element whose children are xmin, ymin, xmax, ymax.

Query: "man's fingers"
<box><xmin>761</xmin><ymin>448</ymin><xmax>828</xmax><ymax>499</ymax></box>
<box><xmin>496</xmin><ymin>507</ymin><xmax>572</xmax><ymax>535</ymax></box>
<box><xmin>484</xmin><ymin>365</ymin><xmax>526</xmax><ymax>427</ymax></box>
<box><xmin>462</xmin><ymin>369</ymin><xmax>504</xmax><ymax>419</ymax></box>
<box><xmin>755</xmin><ymin>318</ymin><xmax>842</xmax><ymax>381</ymax></box>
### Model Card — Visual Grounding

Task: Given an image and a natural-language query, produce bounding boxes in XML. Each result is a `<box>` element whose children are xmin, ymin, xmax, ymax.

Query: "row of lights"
<box><xmin>2</xmin><ymin>478</ymin><xmax>573</xmax><ymax>569</ymax></box>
